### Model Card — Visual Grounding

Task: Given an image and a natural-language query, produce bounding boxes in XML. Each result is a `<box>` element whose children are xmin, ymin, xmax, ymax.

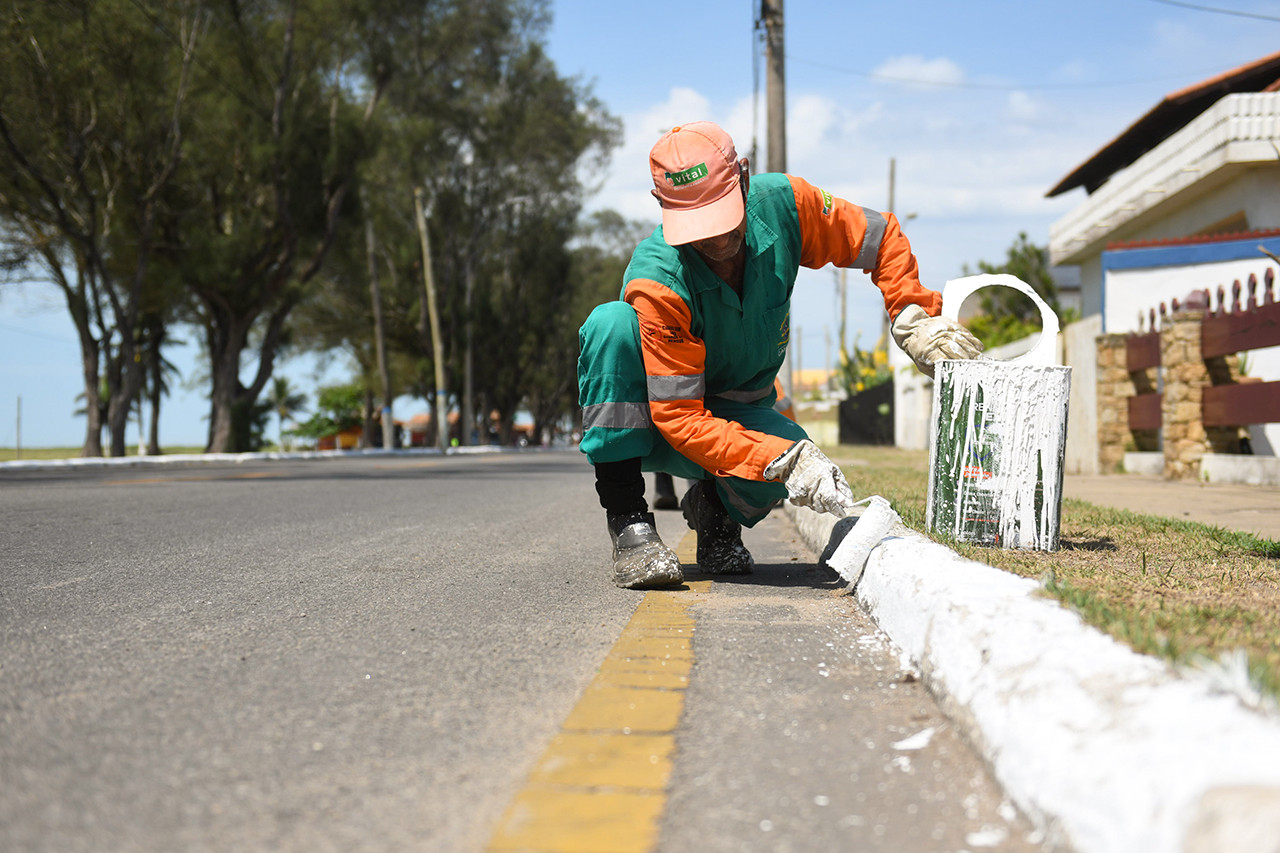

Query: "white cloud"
<box><xmin>871</xmin><ymin>55</ymin><xmax>966</xmax><ymax>89</ymax></box>
<box><xmin>1055</xmin><ymin>59</ymin><xmax>1093</xmax><ymax>83</ymax></box>
<box><xmin>1006</xmin><ymin>90</ymin><xmax>1040</xmax><ymax>123</ymax></box>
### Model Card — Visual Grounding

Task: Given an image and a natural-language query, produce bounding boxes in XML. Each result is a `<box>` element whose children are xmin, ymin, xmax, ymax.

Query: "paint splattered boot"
<box><xmin>607</xmin><ymin>511</ymin><xmax>684</xmax><ymax>590</ymax></box>
<box><xmin>681</xmin><ymin>480</ymin><xmax>754</xmax><ymax>575</ymax></box>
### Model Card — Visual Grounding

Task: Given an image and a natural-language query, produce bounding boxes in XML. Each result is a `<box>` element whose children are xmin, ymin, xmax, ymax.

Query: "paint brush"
<box><xmin>823</xmin><ymin>495</ymin><xmax>900</xmax><ymax>589</ymax></box>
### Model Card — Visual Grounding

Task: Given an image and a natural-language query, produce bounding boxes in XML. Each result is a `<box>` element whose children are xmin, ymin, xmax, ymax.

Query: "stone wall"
<box><xmin>1097</xmin><ymin>311</ymin><xmax>1242</xmax><ymax>479</ymax></box>
<box><xmin>1095</xmin><ymin>334</ymin><xmax>1133</xmax><ymax>473</ymax></box>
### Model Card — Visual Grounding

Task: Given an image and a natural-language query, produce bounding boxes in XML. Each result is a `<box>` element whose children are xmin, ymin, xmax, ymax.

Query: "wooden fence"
<box><xmin>1125</xmin><ymin>268</ymin><xmax>1279</xmax><ymax>435</ymax></box>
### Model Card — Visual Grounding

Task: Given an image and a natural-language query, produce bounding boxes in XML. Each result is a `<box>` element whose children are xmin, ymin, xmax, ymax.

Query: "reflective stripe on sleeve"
<box><xmin>582</xmin><ymin>401</ymin><xmax>652</xmax><ymax>431</ymax></box>
<box><xmin>854</xmin><ymin>208</ymin><xmax>887</xmax><ymax>270</ymax></box>
<box><xmin>712</xmin><ymin>385</ymin><xmax>773</xmax><ymax>403</ymax></box>
<box><xmin>648</xmin><ymin>374</ymin><xmax>706</xmax><ymax>401</ymax></box>
<box><xmin>718</xmin><ymin>479</ymin><xmax>777</xmax><ymax>523</ymax></box>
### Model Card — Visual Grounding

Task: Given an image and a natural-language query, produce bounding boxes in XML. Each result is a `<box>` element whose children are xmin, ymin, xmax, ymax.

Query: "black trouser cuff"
<box><xmin>594</xmin><ymin>458</ymin><xmax>648</xmax><ymax>516</ymax></box>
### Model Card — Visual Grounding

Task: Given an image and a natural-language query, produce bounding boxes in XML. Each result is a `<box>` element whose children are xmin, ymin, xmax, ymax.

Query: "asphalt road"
<box><xmin>1</xmin><ymin>451</ymin><xmax>1054</xmax><ymax>852</ymax></box>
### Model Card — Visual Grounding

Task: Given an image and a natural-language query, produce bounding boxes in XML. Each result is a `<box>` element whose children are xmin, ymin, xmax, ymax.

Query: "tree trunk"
<box><xmin>414</xmin><ymin>187</ymin><xmax>448</xmax><ymax>453</ymax></box>
<box><xmin>462</xmin><ymin>259</ymin><xmax>474</xmax><ymax>446</ymax></box>
<box><xmin>202</xmin><ymin>290</ymin><xmax>294</xmax><ymax>453</ymax></box>
<box><xmin>205</xmin><ymin>314</ymin><xmax>247</xmax><ymax>453</ymax></box>
<box><xmin>146</xmin><ymin>320</ymin><xmax>164</xmax><ymax>455</ymax></box>
<box><xmin>148</xmin><ymin>374</ymin><xmax>162</xmax><ymax>455</ymax></box>
<box><xmin>358</xmin><ymin>383</ymin><xmax>371</xmax><ymax>449</ymax></box>
<box><xmin>106</xmin><ymin>351</ymin><xmax>144</xmax><ymax>457</ymax></box>
<box><xmin>366</xmin><ymin>211</ymin><xmax>395</xmax><ymax>450</ymax></box>
<box><xmin>78</xmin><ymin>342</ymin><xmax>104</xmax><ymax>458</ymax></box>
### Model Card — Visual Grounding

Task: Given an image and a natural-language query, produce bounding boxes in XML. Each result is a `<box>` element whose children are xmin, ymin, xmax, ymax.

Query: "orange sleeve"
<box><xmin>788</xmin><ymin>175</ymin><xmax>941</xmax><ymax>321</ymax></box>
<box><xmin>625</xmin><ymin>279</ymin><xmax>795</xmax><ymax>480</ymax></box>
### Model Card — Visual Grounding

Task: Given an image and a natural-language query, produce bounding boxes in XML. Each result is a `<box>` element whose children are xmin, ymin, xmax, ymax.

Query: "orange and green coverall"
<box><xmin>577</xmin><ymin>172</ymin><xmax>941</xmax><ymax>526</ymax></box>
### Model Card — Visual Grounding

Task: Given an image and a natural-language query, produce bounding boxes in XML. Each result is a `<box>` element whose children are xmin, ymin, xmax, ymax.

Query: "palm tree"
<box><xmin>266</xmin><ymin>377</ymin><xmax>307</xmax><ymax>451</ymax></box>
<box><xmin>139</xmin><ymin>314</ymin><xmax>182</xmax><ymax>455</ymax></box>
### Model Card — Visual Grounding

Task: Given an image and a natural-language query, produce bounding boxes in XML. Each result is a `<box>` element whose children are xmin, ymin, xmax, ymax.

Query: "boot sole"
<box><xmin>614</xmin><ymin>563</ymin><xmax>684</xmax><ymax>589</ymax></box>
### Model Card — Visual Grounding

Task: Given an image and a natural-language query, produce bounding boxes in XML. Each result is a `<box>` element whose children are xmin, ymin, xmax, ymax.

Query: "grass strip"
<box><xmin>827</xmin><ymin>444</ymin><xmax>1280</xmax><ymax>703</ymax></box>
<box><xmin>1</xmin><ymin>446</ymin><xmax>210</xmax><ymax>461</ymax></box>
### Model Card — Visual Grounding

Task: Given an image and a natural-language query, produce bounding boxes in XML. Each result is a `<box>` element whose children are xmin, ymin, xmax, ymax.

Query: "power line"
<box><xmin>0</xmin><ymin>321</ymin><xmax>77</xmax><ymax>345</ymax></box>
<box><xmin>1144</xmin><ymin>0</ymin><xmax>1280</xmax><ymax>23</ymax></box>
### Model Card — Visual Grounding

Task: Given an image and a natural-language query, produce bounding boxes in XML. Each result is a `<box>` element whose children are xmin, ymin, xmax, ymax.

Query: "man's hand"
<box><xmin>763</xmin><ymin>439</ymin><xmax>855</xmax><ymax>517</ymax></box>
<box><xmin>891</xmin><ymin>304</ymin><xmax>984</xmax><ymax>378</ymax></box>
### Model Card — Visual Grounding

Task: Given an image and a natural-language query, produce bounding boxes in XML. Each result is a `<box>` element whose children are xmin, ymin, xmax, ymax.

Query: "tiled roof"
<box><xmin>1106</xmin><ymin>227</ymin><xmax>1280</xmax><ymax>251</ymax></box>
<box><xmin>1047</xmin><ymin>50</ymin><xmax>1280</xmax><ymax>197</ymax></box>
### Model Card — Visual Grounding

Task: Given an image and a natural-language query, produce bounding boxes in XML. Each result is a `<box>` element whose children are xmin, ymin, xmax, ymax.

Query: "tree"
<box><xmin>420</xmin><ymin>36</ymin><xmax>620</xmax><ymax>443</ymax></box>
<box><xmin>961</xmin><ymin>232</ymin><xmax>1075</xmax><ymax>348</ymax></box>
<box><xmin>173</xmin><ymin>0</ymin><xmax>381</xmax><ymax>453</ymax></box>
<box><xmin>2</xmin><ymin>0</ymin><xmax>620</xmax><ymax>455</ymax></box>
<box><xmin>287</xmin><ymin>382</ymin><xmax>362</xmax><ymax>445</ymax></box>
<box><xmin>266</xmin><ymin>376</ymin><xmax>307</xmax><ymax>449</ymax></box>
<box><xmin>0</xmin><ymin>1</ymin><xmax>201</xmax><ymax>456</ymax></box>
<box><xmin>289</xmin><ymin>1</ymin><xmax>621</xmax><ymax>445</ymax></box>
<box><xmin>138</xmin><ymin>312</ymin><xmax>182</xmax><ymax>455</ymax></box>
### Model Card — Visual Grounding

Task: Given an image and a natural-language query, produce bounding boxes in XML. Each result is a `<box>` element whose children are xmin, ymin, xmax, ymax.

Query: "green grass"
<box><xmin>826</xmin><ymin>444</ymin><xmax>1280</xmax><ymax>702</ymax></box>
<box><xmin>0</xmin><ymin>446</ymin><xmax>207</xmax><ymax>461</ymax></box>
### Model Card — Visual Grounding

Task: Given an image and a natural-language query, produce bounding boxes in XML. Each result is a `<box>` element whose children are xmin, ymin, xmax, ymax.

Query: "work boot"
<box><xmin>607</xmin><ymin>511</ymin><xmax>683</xmax><ymax>589</ymax></box>
<box><xmin>681</xmin><ymin>480</ymin><xmax>754</xmax><ymax>574</ymax></box>
<box><xmin>652</xmin><ymin>472</ymin><xmax>680</xmax><ymax>510</ymax></box>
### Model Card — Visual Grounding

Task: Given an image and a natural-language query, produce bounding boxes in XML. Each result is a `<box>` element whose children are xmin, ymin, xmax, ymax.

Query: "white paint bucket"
<box><xmin>925</xmin><ymin>274</ymin><xmax>1071</xmax><ymax>550</ymax></box>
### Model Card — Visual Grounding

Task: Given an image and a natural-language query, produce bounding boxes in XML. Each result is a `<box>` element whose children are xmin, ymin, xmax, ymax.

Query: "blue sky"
<box><xmin>3</xmin><ymin>0</ymin><xmax>1279</xmax><ymax>449</ymax></box>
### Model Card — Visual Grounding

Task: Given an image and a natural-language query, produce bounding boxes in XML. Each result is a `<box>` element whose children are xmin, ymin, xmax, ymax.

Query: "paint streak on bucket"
<box><xmin>925</xmin><ymin>275</ymin><xmax>1071</xmax><ymax>551</ymax></box>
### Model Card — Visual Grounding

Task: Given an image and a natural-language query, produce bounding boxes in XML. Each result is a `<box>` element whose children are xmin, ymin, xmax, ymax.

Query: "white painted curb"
<box><xmin>0</xmin><ymin>444</ymin><xmax>564</xmax><ymax>471</ymax></box>
<box><xmin>786</xmin><ymin>503</ymin><xmax>1280</xmax><ymax>853</ymax></box>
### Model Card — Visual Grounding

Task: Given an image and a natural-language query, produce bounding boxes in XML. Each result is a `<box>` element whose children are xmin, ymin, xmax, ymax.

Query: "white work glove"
<box><xmin>763</xmin><ymin>439</ymin><xmax>855</xmax><ymax>517</ymax></box>
<box><xmin>891</xmin><ymin>303</ymin><xmax>984</xmax><ymax>378</ymax></box>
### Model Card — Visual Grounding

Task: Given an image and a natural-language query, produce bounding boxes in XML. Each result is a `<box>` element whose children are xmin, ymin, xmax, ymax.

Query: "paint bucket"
<box><xmin>925</xmin><ymin>274</ymin><xmax>1071</xmax><ymax>550</ymax></box>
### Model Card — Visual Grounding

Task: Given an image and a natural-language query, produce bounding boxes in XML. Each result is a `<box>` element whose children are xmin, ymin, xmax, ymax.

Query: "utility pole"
<box><xmin>762</xmin><ymin>0</ymin><xmax>791</xmax><ymax>396</ymax></box>
<box><xmin>884</xmin><ymin>157</ymin><xmax>896</xmax><ymax>345</ymax></box>
<box><xmin>888</xmin><ymin>157</ymin><xmax>896</xmax><ymax>215</ymax></box>
<box><xmin>762</xmin><ymin>0</ymin><xmax>786</xmax><ymax>175</ymax></box>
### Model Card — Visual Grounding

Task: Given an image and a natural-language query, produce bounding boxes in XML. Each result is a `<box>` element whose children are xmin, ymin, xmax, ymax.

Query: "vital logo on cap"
<box><xmin>665</xmin><ymin>163</ymin><xmax>709</xmax><ymax>186</ymax></box>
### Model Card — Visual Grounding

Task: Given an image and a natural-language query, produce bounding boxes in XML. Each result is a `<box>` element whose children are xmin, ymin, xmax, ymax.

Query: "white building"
<box><xmin>894</xmin><ymin>51</ymin><xmax>1280</xmax><ymax>472</ymax></box>
<box><xmin>1046</xmin><ymin>49</ymin><xmax>1280</xmax><ymax>470</ymax></box>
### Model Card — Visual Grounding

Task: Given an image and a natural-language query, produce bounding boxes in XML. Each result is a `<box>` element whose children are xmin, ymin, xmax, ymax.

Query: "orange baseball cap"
<box><xmin>649</xmin><ymin>122</ymin><xmax>744</xmax><ymax>246</ymax></box>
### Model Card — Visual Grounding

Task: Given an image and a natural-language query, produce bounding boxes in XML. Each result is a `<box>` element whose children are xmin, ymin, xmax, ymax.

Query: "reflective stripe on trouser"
<box><xmin>577</xmin><ymin>301</ymin><xmax>808</xmax><ymax>527</ymax></box>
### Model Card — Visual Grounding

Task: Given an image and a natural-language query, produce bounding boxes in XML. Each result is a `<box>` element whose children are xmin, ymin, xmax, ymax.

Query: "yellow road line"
<box><xmin>488</xmin><ymin>531</ymin><xmax>706</xmax><ymax>853</ymax></box>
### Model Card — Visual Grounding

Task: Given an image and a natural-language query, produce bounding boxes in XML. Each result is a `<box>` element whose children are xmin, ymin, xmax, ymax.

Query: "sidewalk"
<box><xmin>1064</xmin><ymin>472</ymin><xmax>1280</xmax><ymax>541</ymax></box>
<box><xmin>786</xmin><ymin>471</ymin><xmax>1280</xmax><ymax>853</ymax></box>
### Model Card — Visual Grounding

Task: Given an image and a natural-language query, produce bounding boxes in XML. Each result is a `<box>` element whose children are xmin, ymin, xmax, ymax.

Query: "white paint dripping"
<box><xmin>925</xmin><ymin>273</ymin><xmax>1071</xmax><ymax>551</ymax></box>
<box><xmin>928</xmin><ymin>360</ymin><xmax>1071</xmax><ymax>550</ymax></box>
